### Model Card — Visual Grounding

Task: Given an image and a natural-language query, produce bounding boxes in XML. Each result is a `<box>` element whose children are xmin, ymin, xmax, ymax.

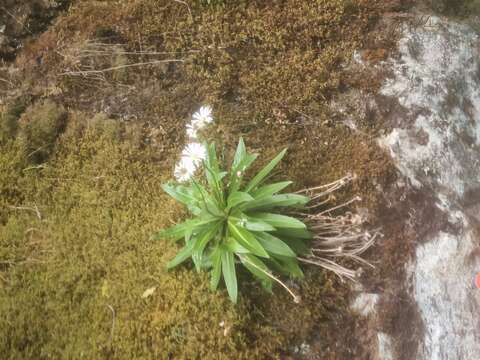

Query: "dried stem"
<box><xmin>8</xmin><ymin>204</ymin><xmax>42</xmax><ymax>220</ymax></box>
<box><xmin>60</xmin><ymin>59</ymin><xmax>183</xmax><ymax>76</ymax></box>
<box><xmin>238</xmin><ymin>255</ymin><xmax>301</xmax><ymax>303</ymax></box>
<box><xmin>106</xmin><ymin>305</ymin><xmax>116</xmax><ymax>346</ymax></box>
<box><xmin>296</xmin><ymin>173</ymin><xmax>379</xmax><ymax>282</ymax></box>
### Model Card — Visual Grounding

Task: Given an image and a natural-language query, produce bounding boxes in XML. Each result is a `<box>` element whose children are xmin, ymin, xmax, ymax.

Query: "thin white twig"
<box><xmin>59</xmin><ymin>59</ymin><xmax>184</xmax><ymax>76</ymax></box>
<box><xmin>238</xmin><ymin>255</ymin><xmax>301</xmax><ymax>303</ymax></box>
<box><xmin>8</xmin><ymin>204</ymin><xmax>42</xmax><ymax>220</ymax></box>
<box><xmin>106</xmin><ymin>305</ymin><xmax>115</xmax><ymax>345</ymax></box>
<box><xmin>171</xmin><ymin>0</ymin><xmax>193</xmax><ymax>19</ymax></box>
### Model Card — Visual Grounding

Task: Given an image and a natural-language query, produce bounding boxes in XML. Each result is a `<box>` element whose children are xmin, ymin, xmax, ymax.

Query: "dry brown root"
<box><xmin>296</xmin><ymin>173</ymin><xmax>380</xmax><ymax>282</ymax></box>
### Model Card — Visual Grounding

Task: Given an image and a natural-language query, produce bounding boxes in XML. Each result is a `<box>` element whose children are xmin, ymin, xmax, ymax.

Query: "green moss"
<box><xmin>0</xmin><ymin>113</ymin><xmax>350</xmax><ymax>358</ymax></box>
<box><xmin>0</xmin><ymin>96</ymin><xmax>31</xmax><ymax>142</ymax></box>
<box><xmin>46</xmin><ymin>0</ymin><xmax>390</xmax><ymax>200</ymax></box>
<box><xmin>2</xmin><ymin>0</ymin><xmax>393</xmax><ymax>357</ymax></box>
<box><xmin>17</xmin><ymin>100</ymin><xmax>67</xmax><ymax>164</ymax></box>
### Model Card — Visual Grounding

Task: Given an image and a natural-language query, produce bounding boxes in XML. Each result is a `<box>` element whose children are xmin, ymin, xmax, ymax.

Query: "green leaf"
<box><xmin>152</xmin><ymin>216</ymin><xmax>219</xmax><ymax>241</ymax></box>
<box><xmin>245</xmin><ymin>148</ymin><xmax>287</xmax><ymax>192</ymax></box>
<box><xmin>240</xmin><ymin>254</ymin><xmax>273</xmax><ymax>291</ymax></box>
<box><xmin>162</xmin><ymin>184</ymin><xmax>202</xmax><ymax>215</ymax></box>
<box><xmin>241</xmin><ymin>194</ymin><xmax>309</xmax><ymax>211</ymax></box>
<box><xmin>230</xmin><ymin>138</ymin><xmax>258</xmax><ymax>195</ymax></box>
<box><xmin>227</xmin><ymin>220</ymin><xmax>269</xmax><ymax>258</ymax></box>
<box><xmin>281</xmin><ymin>236</ymin><xmax>312</xmax><ymax>256</ymax></box>
<box><xmin>229</xmin><ymin>153</ymin><xmax>258</xmax><ymax>195</ymax></box>
<box><xmin>232</xmin><ymin>137</ymin><xmax>247</xmax><ymax>170</ymax></box>
<box><xmin>267</xmin><ymin>256</ymin><xmax>304</xmax><ymax>278</ymax></box>
<box><xmin>249</xmin><ymin>212</ymin><xmax>307</xmax><ymax>229</ymax></box>
<box><xmin>273</xmin><ymin>227</ymin><xmax>313</xmax><ymax>240</ymax></box>
<box><xmin>236</xmin><ymin>153</ymin><xmax>257</xmax><ymax>173</ymax></box>
<box><xmin>232</xmin><ymin>214</ymin><xmax>276</xmax><ymax>232</ymax></box>
<box><xmin>255</xmin><ymin>232</ymin><xmax>296</xmax><ymax>257</ymax></box>
<box><xmin>225</xmin><ymin>237</ymin><xmax>250</xmax><ymax>254</ymax></box>
<box><xmin>243</xmin><ymin>219</ymin><xmax>275</xmax><ymax>232</ymax></box>
<box><xmin>205</xmin><ymin>142</ymin><xmax>220</xmax><ymax>172</ymax></box>
<box><xmin>162</xmin><ymin>183</ymin><xmax>198</xmax><ymax>205</ymax></box>
<box><xmin>152</xmin><ymin>221</ymin><xmax>191</xmax><ymax>241</ymax></box>
<box><xmin>227</xmin><ymin>191</ymin><xmax>254</xmax><ymax>209</ymax></box>
<box><xmin>167</xmin><ymin>243</ymin><xmax>194</xmax><ymax>269</ymax></box>
<box><xmin>192</xmin><ymin>221</ymin><xmax>222</xmax><ymax>272</ymax></box>
<box><xmin>204</xmin><ymin>142</ymin><xmax>224</xmax><ymax>203</ymax></box>
<box><xmin>274</xmin><ymin>256</ymin><xmax>304</xmax><ymax>278</ymax></box>
<box><xmin>192</xmin><ymin>181</ymin><xmax>224</xmax><ymax>217</ymax></box>
<box><xmin>221</xmin><ymin>250</ymin><xmax>238</xmax><ymax>303</ymax></box>
<box><xmin>250</xmin><ymin>181</ymin><xmax>293</xmax><ymax>198</ymax></box>
<box><xmin>210</xmin><ymin>247</ymin><xmax>223</xmax><ymax>290</ymax></box>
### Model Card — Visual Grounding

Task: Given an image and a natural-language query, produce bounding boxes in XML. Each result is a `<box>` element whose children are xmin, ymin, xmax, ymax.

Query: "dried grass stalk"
<box><xmin>297</xmin><ymin>173</ymin><xmax>380</xmax><ymax>282</ymax></box>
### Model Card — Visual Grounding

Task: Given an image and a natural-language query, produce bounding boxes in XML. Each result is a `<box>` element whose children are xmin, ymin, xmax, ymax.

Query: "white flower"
<box><xmin>182</xmin><ymin>142</ymin><xmax>206</xmax><ymax>165</ymax></box>
<box><xmin>186</xmin><ymin>123</ymin><xmax>198</xmax><ymax>139</ymax></box>
<box><xmin>174</xmin><ymin>156</ymin><xmax>197</xmax><ymax>182</ymax></box>
<box><xmin>185</xmin><ymin>105</ymin><xmax>213</xmax><ymax>139</ymax></box>
<box><xmin>192</xmin><ymin>105</ymin><xmax>213</xmax><ymax>128</ymax></box>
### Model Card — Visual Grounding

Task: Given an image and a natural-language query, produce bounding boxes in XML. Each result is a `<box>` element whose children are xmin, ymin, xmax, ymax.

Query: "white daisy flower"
<box><xmin>192</xmin><ymin>105</ymin><xmax>213</xmax><ymax>128</ymax></box>
<box><xmin>186</xmin><ymin>122</ymin><xmax>199</xmax><ymax>139</ymax></box>
<box><xmin>182</xmin><ymin>142</ymin><xmax>206</xmax><ymax>165</ymax></box>
<box><xmin>174</xmin><ymin>156</ymin><xmax>197</xmax><ymax>182</ymax></box>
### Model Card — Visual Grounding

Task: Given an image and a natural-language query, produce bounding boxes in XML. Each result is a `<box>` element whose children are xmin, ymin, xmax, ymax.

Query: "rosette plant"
<box><xmin>154</xmin><ymin>138</ymin><xmax>312</xmax><ymax>303</ymax></box>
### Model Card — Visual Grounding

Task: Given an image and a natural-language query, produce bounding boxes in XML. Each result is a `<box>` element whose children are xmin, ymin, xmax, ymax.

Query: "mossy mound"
<box><xmin>0</xmin><ymin>108</ymin><xmax>350</xmax><ymax>359</ymax></box>
<box><xmin>1</xmin><ymin>0</ymin><xmax>395</xmax><ymax>358</ymax></box>
<box><xmin>16</xmin><ymin>100</ymin><xmax>67</xmax><ymax>163</ymax></box>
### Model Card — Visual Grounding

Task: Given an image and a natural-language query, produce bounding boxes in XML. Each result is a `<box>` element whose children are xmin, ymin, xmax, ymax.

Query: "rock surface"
<box><xmin>380</xmin><ymin>16</ymin><xmax>480</xmax><ymax>360</ymax></box>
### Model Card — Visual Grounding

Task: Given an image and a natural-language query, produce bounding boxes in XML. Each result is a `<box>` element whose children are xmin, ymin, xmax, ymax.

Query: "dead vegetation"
<box><xmin>298</xmin><ymin>174</ymin><xmax>380</xmax><ymax>281</ymax></box>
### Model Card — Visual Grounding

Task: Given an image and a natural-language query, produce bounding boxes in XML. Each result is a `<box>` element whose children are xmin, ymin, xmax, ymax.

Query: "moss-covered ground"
<box><xmin>1</xmin><ymin>0</ymin><xmax>396</xmax><ymax>358</ymax></box>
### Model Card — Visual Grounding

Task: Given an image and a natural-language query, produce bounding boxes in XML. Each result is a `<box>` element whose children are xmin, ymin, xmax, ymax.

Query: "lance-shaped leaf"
<box><xmin>192</xmin><ymin>181</ymin><xmax>224</xmax><ymax>217</ymax></box>
<box><xmin>167</xmin><ymin>242</ymin><xmax>194</xmax><ymax>269</ymax></box>
<box><xmin>241</xmin><ymin>193</ymin><xmax>309</xmax><ymax>211</ymax></box>
<box><xmin>227</xmin><ymin>220</ymin><xmax>269</xmax><ymax>258</ymax></box>
<box><xmin>162</xmin><ymin>184</ymin><xmax>198</xmax><ymax>205</ymax></box>
<box><xmin>229</xmin><ymin>137</ymin><xmax>258</xmax><ymax>193</ymax></box>
<box><xmin>222</xmin><ymin>249</ymin><xmax>238</xmax><ymax>303</ymax></box>
<box><xmin>230</xmin><ymin>213</ymin><xmax>276</xmax><ymax>232</ymax></box>
<box><xmin>229</xmin><ymin>154</ymin><xmax>258</xmax><ymax>195</ymax></box>
<box><xmin>210</xmin><ymin>247</ymin><xmax>223</xmax><ymax>290</ymax></box>
<box><xmin>204</xmin><ymin>142</ymin><xmax>224</xmax><ymax>203</ymax></box>
<box><xmin>232</xmin><ymin>137</ymin><xmax>247</xmax><ymax>170</ymax></box>
<box><xmin>255</xmin><ymin>232</ymin><xmax>296</xmax><ymax>257</ymax></box>
<box><xmin>281</xmin><ymin>236</ymin><xmax>312</xmax><ymax>256</ymax></box>
<box><xmin>249</xmin><ymin>212</ymin><xmax>307</xmax><ymax>229</ymax></box>
<box><xmin>268</xmin><ymin>255</ymin><xmax>304</xmax><ymax>278</ymax></box>
<box><xmin>152</xmin><ymin>216</ymin><xmax>219</xmax><ymax>241</ymax></box>
<box><xmin>250</xmin><ymin>181</ymin><xmax>293</xmax><ymax>199</ymax></box>
<box><xmin>227</xmin><ymin>191</ymin><xmax>254</xmax><ymax>209</ymax></box>
<box><xmin>225</xmin><ymin>237</ymin><xmax>250</xmax><ymax>254</ymax></box>
<box><xmin>272</xmin><ymin>227</ymin><xmax>313</xmax><ymax>240</ymax></box>
<box><xmin>244</xmin><ymin>148</ymin><xmax>287</xmax><ymax>192</ymax></box>
<box><xmin>240</xmin><ymin>254</ymin><xmax>273</xmax><ymax>292</ymax></box>
<box><xmin>192</xmin><ymin>221</ymin><xmax>222</xmax><ymax>272</ymax></box>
